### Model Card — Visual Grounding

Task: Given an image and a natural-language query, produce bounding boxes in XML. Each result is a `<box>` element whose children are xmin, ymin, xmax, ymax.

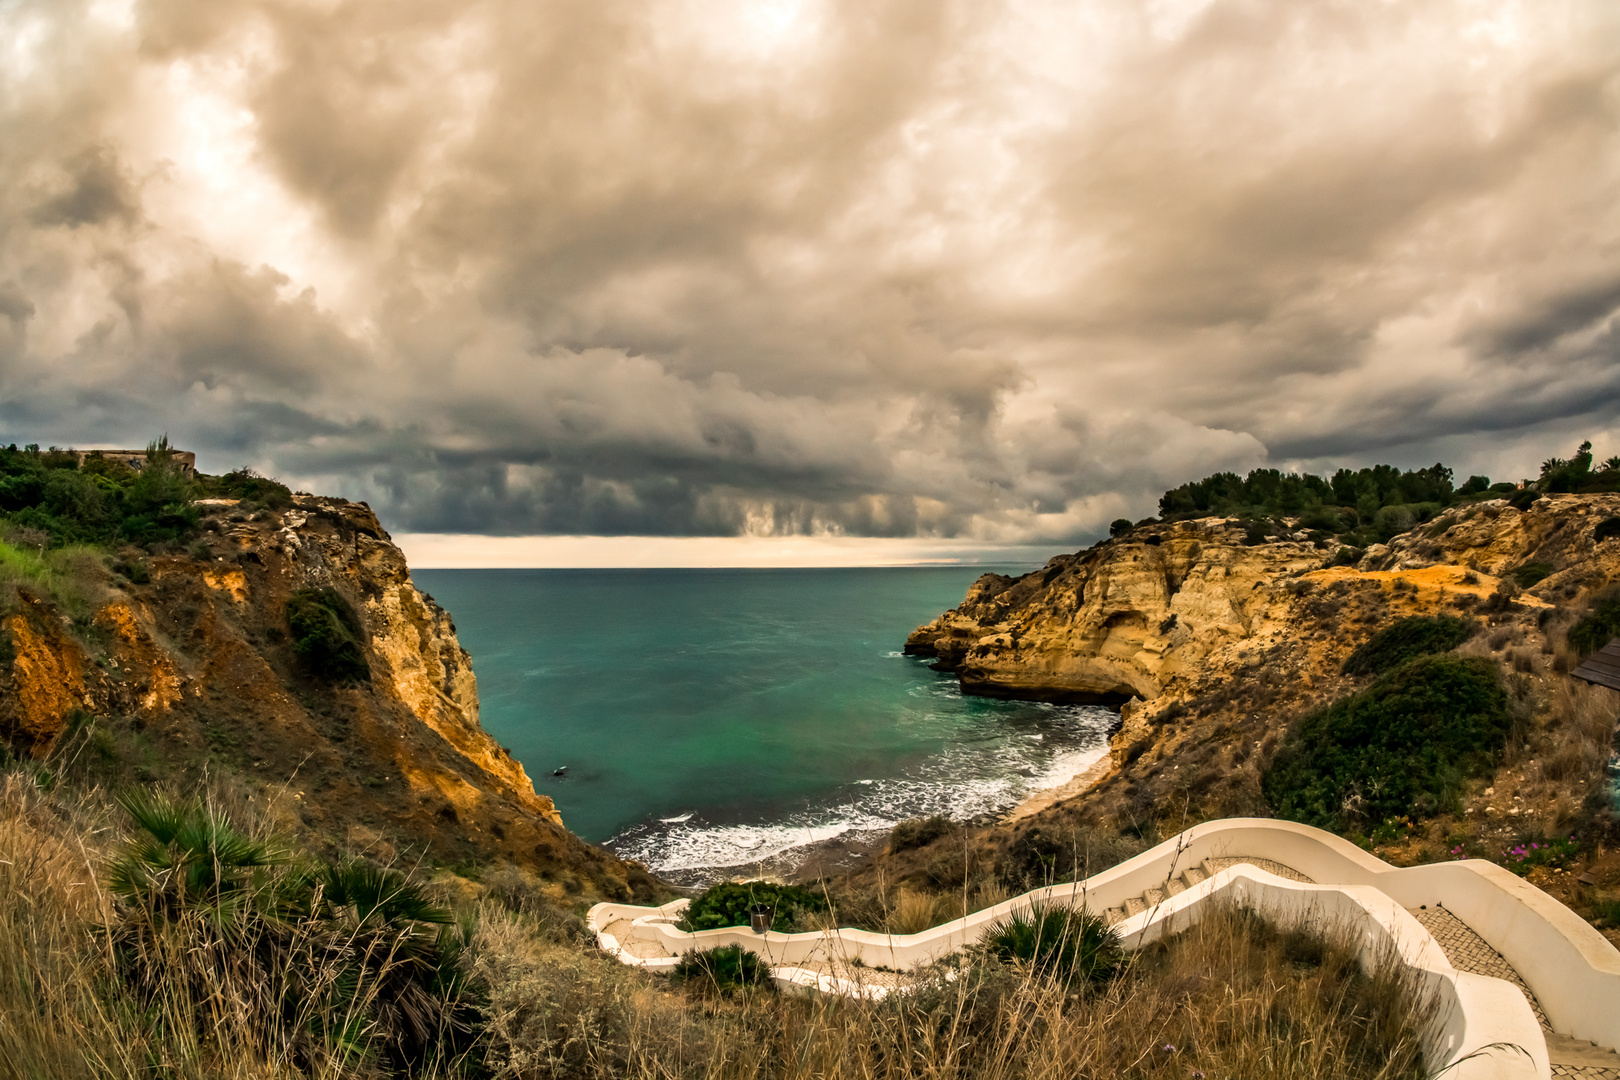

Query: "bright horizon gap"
<box><xmin>395</xmin><ymin>533</ymin><xmax>1068</xmax><ymax>569</ymax></box>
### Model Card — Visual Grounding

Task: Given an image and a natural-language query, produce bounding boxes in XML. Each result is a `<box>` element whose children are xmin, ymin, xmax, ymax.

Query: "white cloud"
<box><xmin>0</xmin><ymin>0</ymin><xmax>1616</xmax><ymax>553</ymax></box>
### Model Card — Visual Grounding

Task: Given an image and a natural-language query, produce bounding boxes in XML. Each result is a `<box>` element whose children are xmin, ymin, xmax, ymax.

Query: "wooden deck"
<box><xmin>1573</xmin><ymin>639</ymin><xmax>1620</xmax><ymax>692</ymax></box>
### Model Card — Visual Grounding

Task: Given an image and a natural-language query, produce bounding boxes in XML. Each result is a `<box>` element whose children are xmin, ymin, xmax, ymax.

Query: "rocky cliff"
<box><xmin>906</xmin><ymin>494</ymin><xmax>1620</xmax><ymax>822</ymax></box>
<box><xmin>0</xmin><ymin>495</ymin><xmax>658</xmax><ymax>901</ymax></box>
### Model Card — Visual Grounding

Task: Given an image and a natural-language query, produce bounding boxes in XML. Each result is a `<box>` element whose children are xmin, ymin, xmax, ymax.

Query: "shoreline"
<box><xmin>1001</xmin><ymin>747</ymin><xmax>1113</xmax><ymax>823</ymax></box>
<box><xmin>657</xmin><ymin>748</ymin><xmax>1117</xmax><ymax>887</ymax></box>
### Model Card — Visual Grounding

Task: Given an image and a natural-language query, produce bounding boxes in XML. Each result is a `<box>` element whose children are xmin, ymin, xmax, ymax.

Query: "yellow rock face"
<box><xmin>4</xmin><ymin>598</ymin><xmax>90</xmax><ymax>753</ymax></box>
<box><xmin>908</xmin><ymin>494</ymin><xmax>1620</xmax><ymax>716</ymax></box>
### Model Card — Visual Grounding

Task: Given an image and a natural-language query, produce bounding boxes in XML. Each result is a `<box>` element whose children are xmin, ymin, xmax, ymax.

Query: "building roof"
<box><xmin>1572</xmin><ymin>639</ymin><xmax>1620</xmax><ymax>692</ymax></box>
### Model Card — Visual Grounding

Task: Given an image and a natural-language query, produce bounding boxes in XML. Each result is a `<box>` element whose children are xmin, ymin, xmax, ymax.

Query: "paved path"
<box><xmin>1410</xmin><ymin>904</ymin><xmax>1620</xmax><ymax>1078</ymax></box>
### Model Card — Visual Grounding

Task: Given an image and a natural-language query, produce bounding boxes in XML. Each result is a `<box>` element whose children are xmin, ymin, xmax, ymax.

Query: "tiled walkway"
<box><xmin>1409</xmin><ymin>905</ymin><xmax>1620</xmax><ymax>1079</ymax></box>
<box><xmin>1205</xmin><ymin>856</ymin><xmax>1313</xmax><ymax>883</ymax></box>
<box><xmin>1407</xmin><ymin>905</ymin><xmax>1550</xmax><ymax>1026</ymax></box>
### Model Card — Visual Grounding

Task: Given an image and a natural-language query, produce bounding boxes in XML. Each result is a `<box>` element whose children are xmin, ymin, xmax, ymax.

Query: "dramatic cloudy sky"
<box><xmin>2</xmin><ymin>0</ymin><xmax>1618</xmax><ymax>562</ymax></box>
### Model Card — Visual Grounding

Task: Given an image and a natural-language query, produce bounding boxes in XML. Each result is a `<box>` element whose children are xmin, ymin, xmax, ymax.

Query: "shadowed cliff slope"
<box><xmin>0</xmin><ymin>494</ymin><xmax>660</xmax><ymax>902</ymax></box>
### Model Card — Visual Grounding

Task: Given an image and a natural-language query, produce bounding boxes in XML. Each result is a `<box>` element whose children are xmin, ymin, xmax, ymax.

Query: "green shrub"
<box><xmin>1569</xmin><ymin>587</ymin><xmax>1620</xmax><ymax>658</ymax></box>
<box><xmin>1498</xmin><ymin>835</ymin><xmax>1579</xmax><ymax>877</ymax></box>
<box><xmin>672</xmin><ymin>944</ymin><xmax>774</xmax><ymax>995</ymax></box>
<box><xmin>0</xmin><ymin>439</ymin><xmax>200</xmax><ymax>547</ymax></box>
<box><xmin>980</xmin><ymin>904</ymin><xmax>1121</xmax><ymax>987</ymax></box>
<box><xmin>108</xmin><ymin>790</ymin><xmax>478</xmax><ymax>1074</ymax></box>
<box><xmin>205</xmin><ymin>467</ymin><xmax>293</xmax><ymax>509</ymax></box>
<box><xmin>890</xmin><ymin>814</ymin><xmax>953</xmax><ymax>852</ymax></box>
<box><xmin>677</xmin><ymin>881</ymin><xmax>827</xmax><ymax>934</ymax></box>
<box><xmin>1158</xmin><ymin>463</ymin><xmax>1457</xmax><ymax>534</ymax></box>
<box><xmin>1109</xmin><ymin>518</ymin><xmax>1133</xmax><ymax>538</ymax></box>
<box><xmin>1510</xmin><ymin>562</ymin><xmax>1554</xmax><ymax>588</ymax></box>
<box><xmin>1263</xmin><ymin>655</ymin><xmax>1511</xmax><ymax>830</ymax></box>
<box><xmin>1341</xmin><ymin>615</ymin><xmax>1476</xmax><ymax>676</ymax></box>
<box><xmin>286</xmin><ymin>587</ymin><xmax>370</xmax><ymax>682</ymax></box>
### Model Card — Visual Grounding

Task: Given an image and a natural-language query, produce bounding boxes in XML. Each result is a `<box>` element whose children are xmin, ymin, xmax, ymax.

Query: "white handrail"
<box><xmin>591</xmin><ymin>816</ymin><xmax>1620</xmax><ymax>1078</ymax></box>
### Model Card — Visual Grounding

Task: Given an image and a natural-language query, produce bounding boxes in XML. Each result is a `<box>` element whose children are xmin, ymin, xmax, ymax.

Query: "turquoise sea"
<box><xmin>413</xmin><ymin>568</ymin><xmax>1115</xmax><ymax>883</ymax></box>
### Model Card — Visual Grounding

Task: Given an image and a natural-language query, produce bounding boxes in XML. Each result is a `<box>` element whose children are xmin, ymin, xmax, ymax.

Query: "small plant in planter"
<box><xmin>677</xmin><ymin>881</ymin><xmax>827</xmax><ymax>934</ymax></box>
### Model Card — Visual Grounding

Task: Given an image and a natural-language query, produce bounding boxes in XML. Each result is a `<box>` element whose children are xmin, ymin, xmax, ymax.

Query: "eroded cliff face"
<box><xmin>906</xmin><ymin>519</ymin><xmax>1327</xmax><ymax>704</ymax></box>
<box><xmin>0</xmin><ymin>495</ymin><xmax>657</xmax><ymax>901</ymax></box>
<box><xmin>909</xmin><ymin>493</ymin><xmax>1620</xmax><ymax>768</ymax></box>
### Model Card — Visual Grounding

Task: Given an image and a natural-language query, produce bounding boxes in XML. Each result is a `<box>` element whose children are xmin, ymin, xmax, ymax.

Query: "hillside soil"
<box><xmin>0</xmin><ymin>495</ymin><xmax>661</xmax><ymax>904</ymax></box>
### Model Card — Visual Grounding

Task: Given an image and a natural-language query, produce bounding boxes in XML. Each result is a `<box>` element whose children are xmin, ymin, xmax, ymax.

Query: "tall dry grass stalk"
<box><xmin>0</xmin><ymin>772</ymin><xmax>140</xmax><ymax>1080</ymax></box>
<box><xmin>0</xmin><ymin>769</ymin><xmax>473</xmax><ymax>1080</ymax></box>
<box><xmin>1524</xmin><ymin>680</ymin><xmax>1619</xmax><ymax>832</ymax></box>
<box><xmin>471</xmin><ymin>901</ymin><xmax>1431</xmax><ymax>1080</ymax></box>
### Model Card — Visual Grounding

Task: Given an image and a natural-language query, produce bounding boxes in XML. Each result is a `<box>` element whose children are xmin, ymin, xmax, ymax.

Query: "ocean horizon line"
<box><xmin>396</xmin><ymin>533</ymin><xmax>1071</xmax><ymax>570</ymax></box>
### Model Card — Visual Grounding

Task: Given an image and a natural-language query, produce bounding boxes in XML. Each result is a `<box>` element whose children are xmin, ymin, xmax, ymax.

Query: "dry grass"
<box><xmin>1517</xmin><ymin>680</ymin><xmax>1620</xmax><ymax>833</ymax></box>
<box><xmin>471</xmin><ymin>902</ymin><xmax>1431</xmax><ymax>1080</ymax></box>
<box><xmin>3</xmin><ymin>765</ymin><xmax>1435</xmax><ymax>1080</ymax></box>
<box><xmin>0</xmin><ymin>769</ymin><xmax>474</xmax><ymax>1080</ymax></box>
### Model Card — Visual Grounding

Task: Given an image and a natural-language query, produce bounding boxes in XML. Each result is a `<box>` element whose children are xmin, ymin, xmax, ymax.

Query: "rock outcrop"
<box><xmin>909</xmin><ymin>494</ymin><xmax>1620</xmax><ymax>770</ymax></box>
<box><xmin>0</xmin><ymin>495</ymin><xmax>658</xmax><ymax>901</ymax></box>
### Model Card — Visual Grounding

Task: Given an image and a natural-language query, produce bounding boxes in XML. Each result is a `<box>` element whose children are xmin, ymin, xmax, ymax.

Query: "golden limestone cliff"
<box><xmin>908</xmin><ymin>494</ymin><xmax>1620</xmax><ymax>757</ymax></box>
<box><xmin>0</xmin><ymin>495</ymin><xmax>658</xmax><ymax>901</ymax></box>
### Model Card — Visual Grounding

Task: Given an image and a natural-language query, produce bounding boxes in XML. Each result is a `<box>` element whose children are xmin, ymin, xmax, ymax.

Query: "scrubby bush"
<box><xmin>678</xmin><ymin>880</ymin><xmax>827</xmax><ymax>934</ymax></box>
<box><xmin>107</xmin><ymin>789</ymin><xmax>479</xmax><ymax>1076</ymax></box>
<box><xmin>672</xmin><ymin>944</ymin><xmax>775</xmax><ymax>996</ymax></box>
<box><xmin>980</xmin><ymin>903</ymin><xmax>1121</xmax><ymax>988</ymax></box>
<box><xmin>1109</xmin><ymin>518</ymin><xmax>1133</xmax><ymax>538</ymax></box>
<box><xmin>203</xmin><ymin>467</ymin><xmax>293</xmax><ymax>508</ymax></box>
<box><xmin>1569</xmin><ymin>587</ymin><xmax>1620</xmax><ymax>658</ymax></box>
<box><xmin>286</xmin><ymin>586</ymin><xmax>371</xmax><ymax>682</ymax></box>
<box><xmin>1511</xmin><ymin>562</ymin><xmax>1555</xmax><ymax>588</ymax></box>
<box><xmin>889</xmin><ymin>814</ymin><xmax>953</xmax><ymax>852</ymax></box>
<box><xmin>1341</xmin><ymin>615</ymin><xmax>1476</xmax><ymax>676</ymax></box>
<box><xmin>1263</xmin><ymin>655</ymin><xmax>1511</xmax><ymax>830</ymax></box>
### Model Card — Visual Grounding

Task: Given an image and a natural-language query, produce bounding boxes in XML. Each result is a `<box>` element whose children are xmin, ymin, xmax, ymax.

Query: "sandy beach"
<box><xmin>673</xmin><ymin>748</ymin><xmax>1118</xmax><ymax>887</ymax></box>
<box><xmin>1002</xmin><ymin>748</ymin><xmax>1113</xmax><ymax>823</ymax></box>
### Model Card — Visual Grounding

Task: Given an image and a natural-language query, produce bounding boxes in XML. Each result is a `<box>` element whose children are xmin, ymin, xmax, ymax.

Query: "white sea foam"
<box><xmin>1027</xmin><ymin>744</ymin><xmax>1109</xmax><ymax>792</ymax></box>
<box><xmin>624</xmin><ymin>822</ymin><xmax>859</xmax><ymax>872</ymax></box>
<box><xmin>608</xmin><ymin>702</ymin><xmax>1119</xmax><ymax>882</ymax></box>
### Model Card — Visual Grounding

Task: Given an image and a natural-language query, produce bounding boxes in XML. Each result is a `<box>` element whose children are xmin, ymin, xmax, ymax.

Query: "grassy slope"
<box><xmin>2</xmin><ymin>765</ymin><xmax>1430</xmax><ymax>1080</ymax></box>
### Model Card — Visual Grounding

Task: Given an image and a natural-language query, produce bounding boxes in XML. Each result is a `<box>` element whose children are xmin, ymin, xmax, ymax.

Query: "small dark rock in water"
<box><xmin>553</xmin><ymin>766</ymin><xmax>568</xmax><ymax>777</ymax></box>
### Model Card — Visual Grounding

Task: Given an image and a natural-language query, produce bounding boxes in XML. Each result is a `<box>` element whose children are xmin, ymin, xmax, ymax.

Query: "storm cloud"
<box><xmin>1</xmin><ymin>0</ymin><xmax>1617</xmax><ymax>542</ymax></box>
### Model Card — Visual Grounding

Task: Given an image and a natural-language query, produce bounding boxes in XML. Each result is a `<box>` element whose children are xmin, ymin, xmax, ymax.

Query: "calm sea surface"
<box><xmin>413</xmin><ymin>567</ymin><xmax>1115</xmax><ymax>882</ymax></box>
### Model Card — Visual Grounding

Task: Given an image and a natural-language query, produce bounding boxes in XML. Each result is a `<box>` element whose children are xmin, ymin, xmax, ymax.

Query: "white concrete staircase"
<box><xmin>589</xmin><ymin>818</ymin><xmax>1620</xmax><ymax>1080</ymax></box>
<box><xmin>1102</xmin><ymin>861</ymin><xmax>1212</xmax><ymax>925</ymax></box>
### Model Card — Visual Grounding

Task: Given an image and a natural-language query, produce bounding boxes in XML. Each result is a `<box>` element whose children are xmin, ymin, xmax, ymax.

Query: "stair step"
<box><xmin>1183</xmin><ymin>866</ymin><xmax>1208</xmax><ymax>887</ymax></box>
<box><xmin>1142</xmin><ymin>886</ymin><xmax>1167</xmax><ymax>907</ymax></box>
<box><xmin>1164</xmin><ymin>877</ymin><xmax>1186</xmax><ymax>897</ymax></box>
<box><xmin>1123</xmin><ymin>896</ymin><xmax>1146</xmax><ymax>917</ymax></box>
<box><xmin>1103</xmin><ymin>907</ymin><xmax>1125</xmax><ymax>926</ymax></box>
<box><xmin>1546</xmin><ymin>1033</ymin><xmax>1620</xmax><ymax>1068</ymax></box>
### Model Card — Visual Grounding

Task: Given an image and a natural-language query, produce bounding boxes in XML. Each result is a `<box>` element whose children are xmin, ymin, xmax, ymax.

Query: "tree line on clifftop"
<box><xmin>0</xmin><ymin>437</ymin><xmax>290</xmax><ymax>550</ymax></box>
<box><xmin>1126</xmin><ymin>438</ymin><xmax>1620</xmax><ymax>552</ymax></box>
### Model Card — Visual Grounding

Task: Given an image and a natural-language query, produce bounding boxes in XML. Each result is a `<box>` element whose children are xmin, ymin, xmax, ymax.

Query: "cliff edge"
<box><xmin>907</xmin><ymin>493</ymin><xmax>1620</xmax><ymax>816</ymax></box>
<box><xmin>0</xmin><ymin>494</ymin><xmax>658</xmax><ymax>901</ymax></box>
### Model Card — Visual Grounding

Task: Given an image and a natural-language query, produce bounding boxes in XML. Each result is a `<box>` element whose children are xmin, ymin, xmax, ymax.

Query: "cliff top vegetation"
<box><xmin>0</xmin><ymin>437</ymin><xmax>290</xmax><ymax>551</ymax></box>
<box><xmin>1155</xmin><ymin>437</ymin><xmax>1620</xmax><ymax>548</ymax></box>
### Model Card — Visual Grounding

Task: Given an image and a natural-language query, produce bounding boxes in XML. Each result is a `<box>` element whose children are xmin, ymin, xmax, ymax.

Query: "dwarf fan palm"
<box><xmin>108</xmin><ymin>788</ymin><xmax>282</xmax><ymax>923</ymax></box>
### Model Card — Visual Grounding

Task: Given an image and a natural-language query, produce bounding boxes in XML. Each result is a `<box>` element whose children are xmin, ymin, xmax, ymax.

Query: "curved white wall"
<box><xmin>591</xmin><ymin>818</ymin><xmax>1620</xmax><ymax>1080</ymax></box>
